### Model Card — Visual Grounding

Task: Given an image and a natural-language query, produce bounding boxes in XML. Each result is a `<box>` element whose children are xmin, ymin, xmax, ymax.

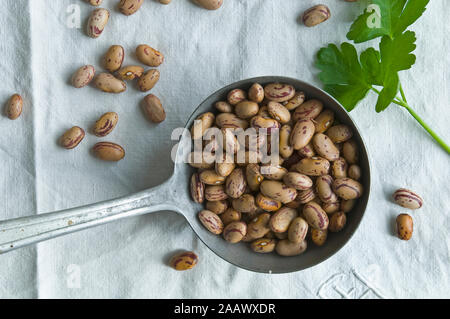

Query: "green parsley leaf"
<box><xmin>347</xmin><ymin>0</ymin><xmax>429</xmax><ymax>43</ymax></box>
<box><xmin>316</xmin><ymin>43</ymin><xmax>371</xmax><ymax>111</ymax></box>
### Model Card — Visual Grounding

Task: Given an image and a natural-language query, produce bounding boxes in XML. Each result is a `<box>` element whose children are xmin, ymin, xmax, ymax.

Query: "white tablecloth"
<box><xmin>0</xmin><ymin>0</ymin><xmax>449</xmax><ymax>299</ymax></box>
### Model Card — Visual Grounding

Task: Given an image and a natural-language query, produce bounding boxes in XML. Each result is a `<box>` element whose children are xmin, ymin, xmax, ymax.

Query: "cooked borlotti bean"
<box><xmin>118</xmin><ymin>0</ymin><xmax>144</xmax><ymax>16</ymax></box>
<box><xmin>71</xmin><ymin>65</ymin><xmax>95</xmax><ymax>88</ymax></box>
<box><xmin>189</xmin><ymin>82</ymin><xmax>364</xmax><ymax>256</ymax></box>
<box><xmin>93</xmin><ymin>112</ymin><xmax>118</xmax><ymax>137</ymax></box>
<box><xmin>393</xmin><ymin>189</ymin><xmax>423</xmax><ymax>209</ymax></box>
<box><xmin>87</xmin><ymin>8</ymin><xmax>109</xmax><ymax>38</ymax></box>
<box><xmin>6</xmin><ymin>94</ymin><xmax>23</xmax><ymax>120</ymax></box>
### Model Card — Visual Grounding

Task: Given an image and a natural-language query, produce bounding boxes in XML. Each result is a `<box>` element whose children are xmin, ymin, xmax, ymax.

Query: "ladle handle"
<box><xmin>0</xmin><ymin>179</ymin><xmax>177</xmax><ymax>254</ymax></box>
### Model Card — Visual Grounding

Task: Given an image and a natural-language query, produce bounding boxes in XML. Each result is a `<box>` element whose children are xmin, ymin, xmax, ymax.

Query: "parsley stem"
<box><xmin>370</xmin><ymin>86</ymin><xmax>450</xmax><ymax>154</ymax></box>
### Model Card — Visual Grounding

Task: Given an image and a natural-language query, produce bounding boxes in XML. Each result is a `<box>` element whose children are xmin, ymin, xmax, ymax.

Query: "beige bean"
<box><xmin>288</xmin><ymin>217</ymin><xmax>309</xmax><ymax>243</ymax></box>
<box><xmin>327</xmin><ymin>125</ymin><xmax>353</xmax><ymax>143</ymax></box>
<box><xmin>138</xmin><ymin>69</ymin><xmax>160</xmax><ymax>92</ymax></box>
<box><xmin>290</xmin><ymin>119</ymin><xmax>315</xmax><ymax>150</ymax></box>
<box><xmin>142</xmin><ymin>94</ymin><xmax>166</xmax><ymax>123</ymax></box>
<box><xmin>87</xmin><ymin>8</ymin><xmax>110</xmax><ymax>38</ymax></box>
<box><xmin>322</xmin><ymin>201</ymin><xmax>340</xmax><ymax>214</ymax></box>
<box><xmin>348</xmin><ymin>165</ymin><xmax>361</xmax><ymax>180</ymax></box>
<box><xmin>292</xmin><ymin>99</ymin><xmax>323</xmax><ymax>121</ymax></box>
<box><xmin>93</xmin><ymin>142</ymin><xmax>125</xmax><ymax>161</ymax></box>
<box><xmin>198</xmin><ymin>210</ymin><xmax>224</xmax><ymax>235</ymax></box>
<box><xmin>333</xmin><ymin>178</ymin><xmax>363</xmax><ymax>200</ymax></box>
<box><xmin>279</xmin><ymin>125</ymin><xmax>294</xmax><ymax>159</ymax></box>
<box><xmin>116</xmin><ymin>65</ymin><xmax>144</xmax><ymax>81</ymax></box>
<box><xmin>245</xmin><ymin>164</ymin><xmax>264</xmax><ymax>191</ymax></box>
<box><xmin>71</xmin><ymin>65</ymin><xmax>95</xmax><ymax>88</ymax></box>
<box><xmin>250</xmin><ymin>115</ymin><xmax>281</xmax><ymax>131</ymax></box>
<box><xmin>220</xmin><ymin>208</ymin><xmax>241</xmax><ymax>225</ymax></box>
<box><xmin>187</xmin><ymin>151</ymin><xmax>215</xmax><ymax>169</ymax></box>
<box><xmin>302</xmin><ymin>5</ymin><xmax>331</xmax><ymax>27</ymax></box>
<box><xmin>232</xmin><ymin>194</ymin><xmax>257</xmax><ymax>213</ymax></box>
<box><xmin>268</xmin><ymin>101</ymin><xmax>291</xmax><ymax>124</ymax></box>
<box><xmin>303</xmin><ymin>201</ymin><xmax>329</xmax><ymax>230</ymax></box>
<box><xmin>264</xmin><ymin>83</ymin><xmax>295</xmax><ymax>102</ymax></box>
<box><xmin>393</xmin><ymin>188</ymin><xmax>423</xmax><ymax>210</ymax></box>
<box><xmin>103</xmin><ymin>45</ymin><xmax>124</xmax><ymax>73</ymax></box>
<box><xmin>215</xmin><ymin>101</ymin><xmax>233</xmax><ymax>113</ymax></box>
<box><xmin>328</xmin><ymin>212</ymin><xmax>347</xmax><ymax>232</ymax></box>
<box><xmin>284</xmin><ymin>92</ymin><xmax>306</xmax><ymax>111</ymax></box>
<box><xmin>191</xmin><ymin>112</ymin><xmax>215</xmax><ymax>140</ymax></box>
<box><xmin>87</xmin><ymin>0</ymin><xmax>103</xmax><ymax>6</ymax></box>
<box><xmin>342</xmin><ymin>139</ymin><xmax>359</xmax><ymax>164</ymax></box>
<box><xmin>195</xmin><ymin>0</ymin><xmax>224</xmax><ymax>10</ymax></box>
<box><xmin>260</xmin><ymin>165</ymin><xmax>288</xmax><ymax>181</ymax></box>
<box><xmin>294</xmin><ymin>157</ymin><xmax>330</xmax><ymax>176</ymax></box>
<box><xmin>204</xmin><ymin>185</ymin><xmax>228</xmax><ymax>201</ymax></box>
<box><xmin>331</xmin><ymin>157</ymin><xmax>348</xmax><ymax>179</ymax></box>
<box><xmin>251</xmin><ymin>238</ymin><xmax>277</xmax><ymax>253</ymax></box>
<box><xmin>216</xmin><ymin>113</ymin><xmax>248</xmax><ymax>130</ymax></box>
<box><xmin>93</xmin><ymin>112</ymin><xmax>119</xmax><ymax>137</ymax></box>
<box><xmin>283</xmin><ymin>172</ymin><xmax>313</xmax><ymax>190</ymax></box>
<box><xmin>296</xmin><ymin>188</ymin><xmax>316</xmax><ymax>204</ymax></box>
<box><xmin>190</xmin><ymin>173</ymin><xmax>205</xmax><ymax>204</ymax></box>
<box><xmin>312</xmin><ymin>133</ymin><xmax>340</xmax><ymax>161</ymax></box>
<box><xmin>6</xmin><ymin>94</ymin><xmax>23</xmax><ymax>120</ymax></box>
<box><xmin>60</xmin><ymin>126</ymin><xmax>85</xmax><ymax>149</ymax></box>
<box><xmin>215</xmin><ymin>154</ymin><xmax>235</xmax><ymax>177</ymax></box>
<box><xmin>269</xmin><ymin>207</ymin><xmax>297</xmax><ymax>233</ymax></box>
<box><xmin>316</xmin><ymin>175</ymin><xmax>338</xmax><ymax>204</ymax></box>
<box><xmin>248</xmin><ymin>83</ymin><xmax>264</xmax><ymax>103</ymax></box>
<box><xmin>260</xmin><ymin>181</ymin><xmax>297</xmax><ymax>204</ymax></box>
<box><xmin>297</xmin><ymin>142</ymin><xmax>316</xmax><ymax>158</ymax></box>
<box><xmin>199</xmin><ymin>170</ymin><xmax>226</xmax><ymax>185</ymax></box>
<box><xmin>94</xmin><ymin>73</ymin><xmax>127</xmax><ymax>93</ymax></box>
<box><xmin>118</xmin><ymin>0</ymin><xmax>144</xmax><ymax>16</ymax></box>
<box><xmin>258</xmin><ymin>105</ymin><xmax>271</xmax><ymax>118</ymax></box>
<box><xmin>136</xmin><ymin>44</ymin><xmax>164</xmax><ymax>67</ymax></box>
<box><xmin>247</xmin><ymin>213</ymin><xmax>271</xmax><ymax>239</ymax></box>
<box><xmin>396</xmin><ymin>214</ymin><xmax>413</xmax><ymax>240</ymax></box>
<box><xmin>205</xmin><ymin>200</ymin><xmax>228</xmax><ymax>215</ymax></box>
<box><xmin>159</xmin><ymin>0</ymin><xmax>171</xmax><ymax>4</ymax></box>
<box><xmin>276</xmin><ymin>239</ymin><xmax>307</xmax><ymax>256</ymax></box>
<box><xmin>314</xmin><ymin>109</ymin><xmax>335</xmax><ymax>133</ymax></box>
<box><xmin>311</xmin><ymin>229</ymin><xmax>327</xmax><ymax>246</ymax></box>
<box><xmin>235</xmin><ymin>101</ymin><xmax>259</xmax><ymax>119</ymax></box>
<box><xmin>222</xmin><ymin>128</ymin><xmax>240</xmax><ymax>154</ymax></box>
<box><xmin>227</xmin><ymin>89</ymin><xmax>247</xmax><ymax>105</ymax></box>
<box><xmin>340</xmin><ymin>199</ymin><xmax>356</xmax><ymax>213</ymax></box>
<box><xmin>223</xmin><ymin>221</ymin><xmax>247</xmax><ymax>243</ymax></box>
<box><xmin>225</xmin><ymin>168</ymin><xmax>247</xmax><ymax>199</ymax></box>
<box><xmin>255</xmin><ymin>193</ymin><xmax>282</xmax><ymax>212</ymax></box>
<box><xmin>169</xmin><ymin>251</ymin><xmax>198</xmax><ymax>271</ymax></box>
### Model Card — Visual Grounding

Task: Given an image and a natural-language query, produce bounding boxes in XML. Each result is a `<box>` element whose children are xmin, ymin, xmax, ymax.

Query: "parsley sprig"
<box><xmin>315</xmin><ymin>0</ymin><xmax>449</xmax><ymax>154</ymax></box>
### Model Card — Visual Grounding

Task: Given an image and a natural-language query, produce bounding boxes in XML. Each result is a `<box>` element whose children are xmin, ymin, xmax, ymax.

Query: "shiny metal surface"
<box><xmin>0</xmin><ymin>76</ymin><xmax>370</xmax><ymax>273</ymax></box>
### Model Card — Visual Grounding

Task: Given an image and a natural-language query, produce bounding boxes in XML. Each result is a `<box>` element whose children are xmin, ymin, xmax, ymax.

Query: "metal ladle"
<box><xmin>0</xmin><ymin>76</ymin><xmax>370</xmax><ymax>273</ymax></box>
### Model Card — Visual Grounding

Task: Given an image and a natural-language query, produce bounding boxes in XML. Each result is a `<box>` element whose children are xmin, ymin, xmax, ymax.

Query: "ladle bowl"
<box><xmin>0</xmin><ymin>76</ymin><xmax>370</xmax><ymax>273</ymax></box>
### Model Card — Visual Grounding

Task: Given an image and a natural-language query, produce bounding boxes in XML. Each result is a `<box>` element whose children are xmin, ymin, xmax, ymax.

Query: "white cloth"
<box><xmin>0</xmin><ymin>0</ymin><xmax>449</xmax><ymax>299</ymax></box>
